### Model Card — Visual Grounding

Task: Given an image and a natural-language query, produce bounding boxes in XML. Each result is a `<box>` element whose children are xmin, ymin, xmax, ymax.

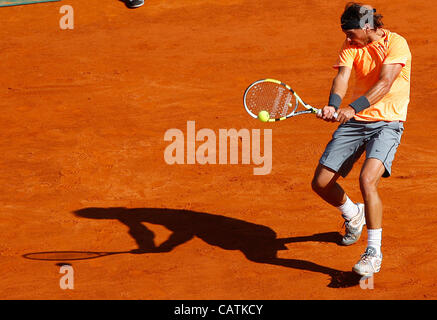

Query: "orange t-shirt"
<box><xmin>334</xmin><ymin>29</ymin><xmax>412</xmax><ymax>122</ymax></box>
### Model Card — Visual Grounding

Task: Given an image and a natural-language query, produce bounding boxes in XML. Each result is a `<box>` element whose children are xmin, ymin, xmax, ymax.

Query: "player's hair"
<box><xmin>341</xmin><ymin>2</ymin><xmax>384</xmax><ymax>30</ymax></box>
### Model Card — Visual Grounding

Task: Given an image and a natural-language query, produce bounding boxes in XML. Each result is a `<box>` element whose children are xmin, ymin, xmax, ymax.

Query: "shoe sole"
<box><xmin>352</xmin><ymin>266</ymin><xmax>380</xmax><ymax>277</ymax></box>
<box><xmin>126</xmin><ymin>1</ymin><xmax>144</xmax><ymax>8</ymax></box>
<box><xmin>341</xmin><ymin>231</ymin><xmax>363</xmax><ymax>246</ymax></box>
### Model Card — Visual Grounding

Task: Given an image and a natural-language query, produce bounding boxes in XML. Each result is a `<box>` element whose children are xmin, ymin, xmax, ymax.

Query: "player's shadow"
<box><xmin>73</xmin><ymin>207</ymin><xmax>361</xmax><ymax>288</ymax></box>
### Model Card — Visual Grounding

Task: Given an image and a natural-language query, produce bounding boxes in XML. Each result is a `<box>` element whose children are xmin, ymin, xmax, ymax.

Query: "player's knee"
<box><xmin>359</xmin><ymin>173</ymin><xmax>378</xmax><ymax>194</ymax></box>
<box><xmin>311</xmin><ymin>177</ymin><xmax>326</xmax><ymax>194</ymax></box>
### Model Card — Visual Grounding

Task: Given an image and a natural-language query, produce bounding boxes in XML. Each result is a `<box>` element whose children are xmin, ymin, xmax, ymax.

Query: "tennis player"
<box><xmin>312</xmin><ymin>2</ymin><xmax>411</xmax><ymax>276</ymax></box>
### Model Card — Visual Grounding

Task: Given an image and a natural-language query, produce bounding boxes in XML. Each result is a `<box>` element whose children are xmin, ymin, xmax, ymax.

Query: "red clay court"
<box><xmin>1</xmin><ymin>0</ymin><xmax>436</xmax><ymax>299</ymax></box>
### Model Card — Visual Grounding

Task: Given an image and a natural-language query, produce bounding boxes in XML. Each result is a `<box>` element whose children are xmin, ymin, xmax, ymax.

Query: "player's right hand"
<box><xmin>318</xmin><ymin>106</ymin><xmax>337</xmax><ymax>122</ymax></box>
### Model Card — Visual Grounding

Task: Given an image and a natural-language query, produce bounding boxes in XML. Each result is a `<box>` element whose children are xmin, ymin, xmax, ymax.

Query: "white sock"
<box><xmin>367</xmin><ymin>228</ymin><xmax>382</xmax><ymax>256</ymax></box>
<box><xmin>337</xmin><ymin>195</ymin><xmax>358</xmax><ymax>220</ymax></box>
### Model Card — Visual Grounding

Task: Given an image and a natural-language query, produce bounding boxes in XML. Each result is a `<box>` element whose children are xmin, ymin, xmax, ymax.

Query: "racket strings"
<box><xmin>245</xmin><ymin>82</ymin><xmax>296</xmax><ymax>119</ymax></box>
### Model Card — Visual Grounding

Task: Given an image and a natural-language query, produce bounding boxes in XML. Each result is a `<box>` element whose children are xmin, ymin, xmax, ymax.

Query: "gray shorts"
<box><xmin>319</xmin><ymin>119</ymin><xmax>404</xmax><ymax>178</ymax></box>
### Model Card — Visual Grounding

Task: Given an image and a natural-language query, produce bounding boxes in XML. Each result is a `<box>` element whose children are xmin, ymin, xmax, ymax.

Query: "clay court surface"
<box><xmin>1</xmin><ymin>0</ymin><xmax>436</xmax><ymax>300</ymax></box>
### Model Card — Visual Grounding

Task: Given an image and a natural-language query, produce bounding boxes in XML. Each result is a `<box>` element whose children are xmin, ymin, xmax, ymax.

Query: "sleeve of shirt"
<box><xmin>333</xmin><ymin>41</ymin><xmax>356</xmax><ymax>69</ymax></box>
<box><xmin>383</xmin><ymin>36</ymin><xmax>411</xmax><ymax>66</ymax></box>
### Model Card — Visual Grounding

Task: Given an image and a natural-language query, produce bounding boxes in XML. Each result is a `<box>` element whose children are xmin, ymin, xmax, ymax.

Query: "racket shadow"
<box><xmin>54</xmin><ymin>207</ymin><xmax>361</xmax><ymax>288</ymax></box>
<box><xmin>22</xmin><ymin>250</ymin><xmax>131</xmax><ymax>261</ymax></box>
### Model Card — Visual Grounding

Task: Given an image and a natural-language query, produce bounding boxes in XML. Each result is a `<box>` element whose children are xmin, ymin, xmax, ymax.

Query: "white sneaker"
<box><xmin>341</xmin><ymin>203</ymin><xmax>366</xmax><ymax>246</ymax></box>
<box><xmin>353</xmin><ymin>246</ymin><xmax>382</xmax><ymax>276</ymax></box>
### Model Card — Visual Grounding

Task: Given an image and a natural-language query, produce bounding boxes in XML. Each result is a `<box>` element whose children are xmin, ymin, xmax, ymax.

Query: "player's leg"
<box><xmin>314</xmin><ymin>119</ymin><xmax>365</xmax><ymax>213</ymax></box>
<box><xmin>313</xmin><ymin>120</ymin><xmax>367</xmax><ymax>246</ymax></box>
<box><xmin>353</xmin><ymin>121</ymin><xmax>403</xmax><ymax>276</ymax></box>
<box><xmin>311</xmin><ymin>163</ymin><xmax>365</xmax><ymax>246</ymax></box>
<box><xmin>353</xmin><ymin>158</ymin><xmax>385</xmax><ymax>276</ymax></box>
<box><xmin>359</xmin><ymin>158</ymin><xmax>386</xmax><ymax>230</ymax></box>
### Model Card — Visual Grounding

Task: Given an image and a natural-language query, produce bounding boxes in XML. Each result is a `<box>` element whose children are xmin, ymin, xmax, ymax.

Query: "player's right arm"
<box><xmin>318</xmin><ymin>66</ymin><xmax>352</xmax><ymax>121</ymax></box>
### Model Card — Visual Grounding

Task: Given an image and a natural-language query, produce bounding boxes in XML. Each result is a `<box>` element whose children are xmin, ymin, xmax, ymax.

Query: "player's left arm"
<box><xmin>336</xmin><ymin>63</ymin><xmax>403</xmax><ymax>124</ymax></box>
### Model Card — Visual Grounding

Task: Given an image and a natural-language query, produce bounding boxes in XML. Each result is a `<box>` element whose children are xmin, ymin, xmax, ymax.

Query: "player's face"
<box><xmin>343</xmin><ymin>29</ymin><xmax>368</xmax><ymax>47</ymax></box>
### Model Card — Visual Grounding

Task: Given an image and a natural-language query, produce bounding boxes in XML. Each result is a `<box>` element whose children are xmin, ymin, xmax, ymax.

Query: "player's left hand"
<box><xmin>318</xmin><ymin>106</ymin><xmax>338</xmax><ymax>122</ymax></box>
<box><xmin>335</xmin><ymin>105</ymin><xmax>356</xmax><ymax>124</ymax></box>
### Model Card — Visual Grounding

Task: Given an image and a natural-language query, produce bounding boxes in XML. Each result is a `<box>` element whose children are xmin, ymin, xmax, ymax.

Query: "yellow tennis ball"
<box><xmin>258</xmin><ymin>110</ymin><xmax>270</xmax><ymax>122</ymax></box>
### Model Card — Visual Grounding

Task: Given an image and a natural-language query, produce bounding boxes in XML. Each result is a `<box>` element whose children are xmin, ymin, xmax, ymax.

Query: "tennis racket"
<box><xmin>243</xmin><ymin>79</ymin><xmax>338</xmax><ymax>122</ymax></box>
